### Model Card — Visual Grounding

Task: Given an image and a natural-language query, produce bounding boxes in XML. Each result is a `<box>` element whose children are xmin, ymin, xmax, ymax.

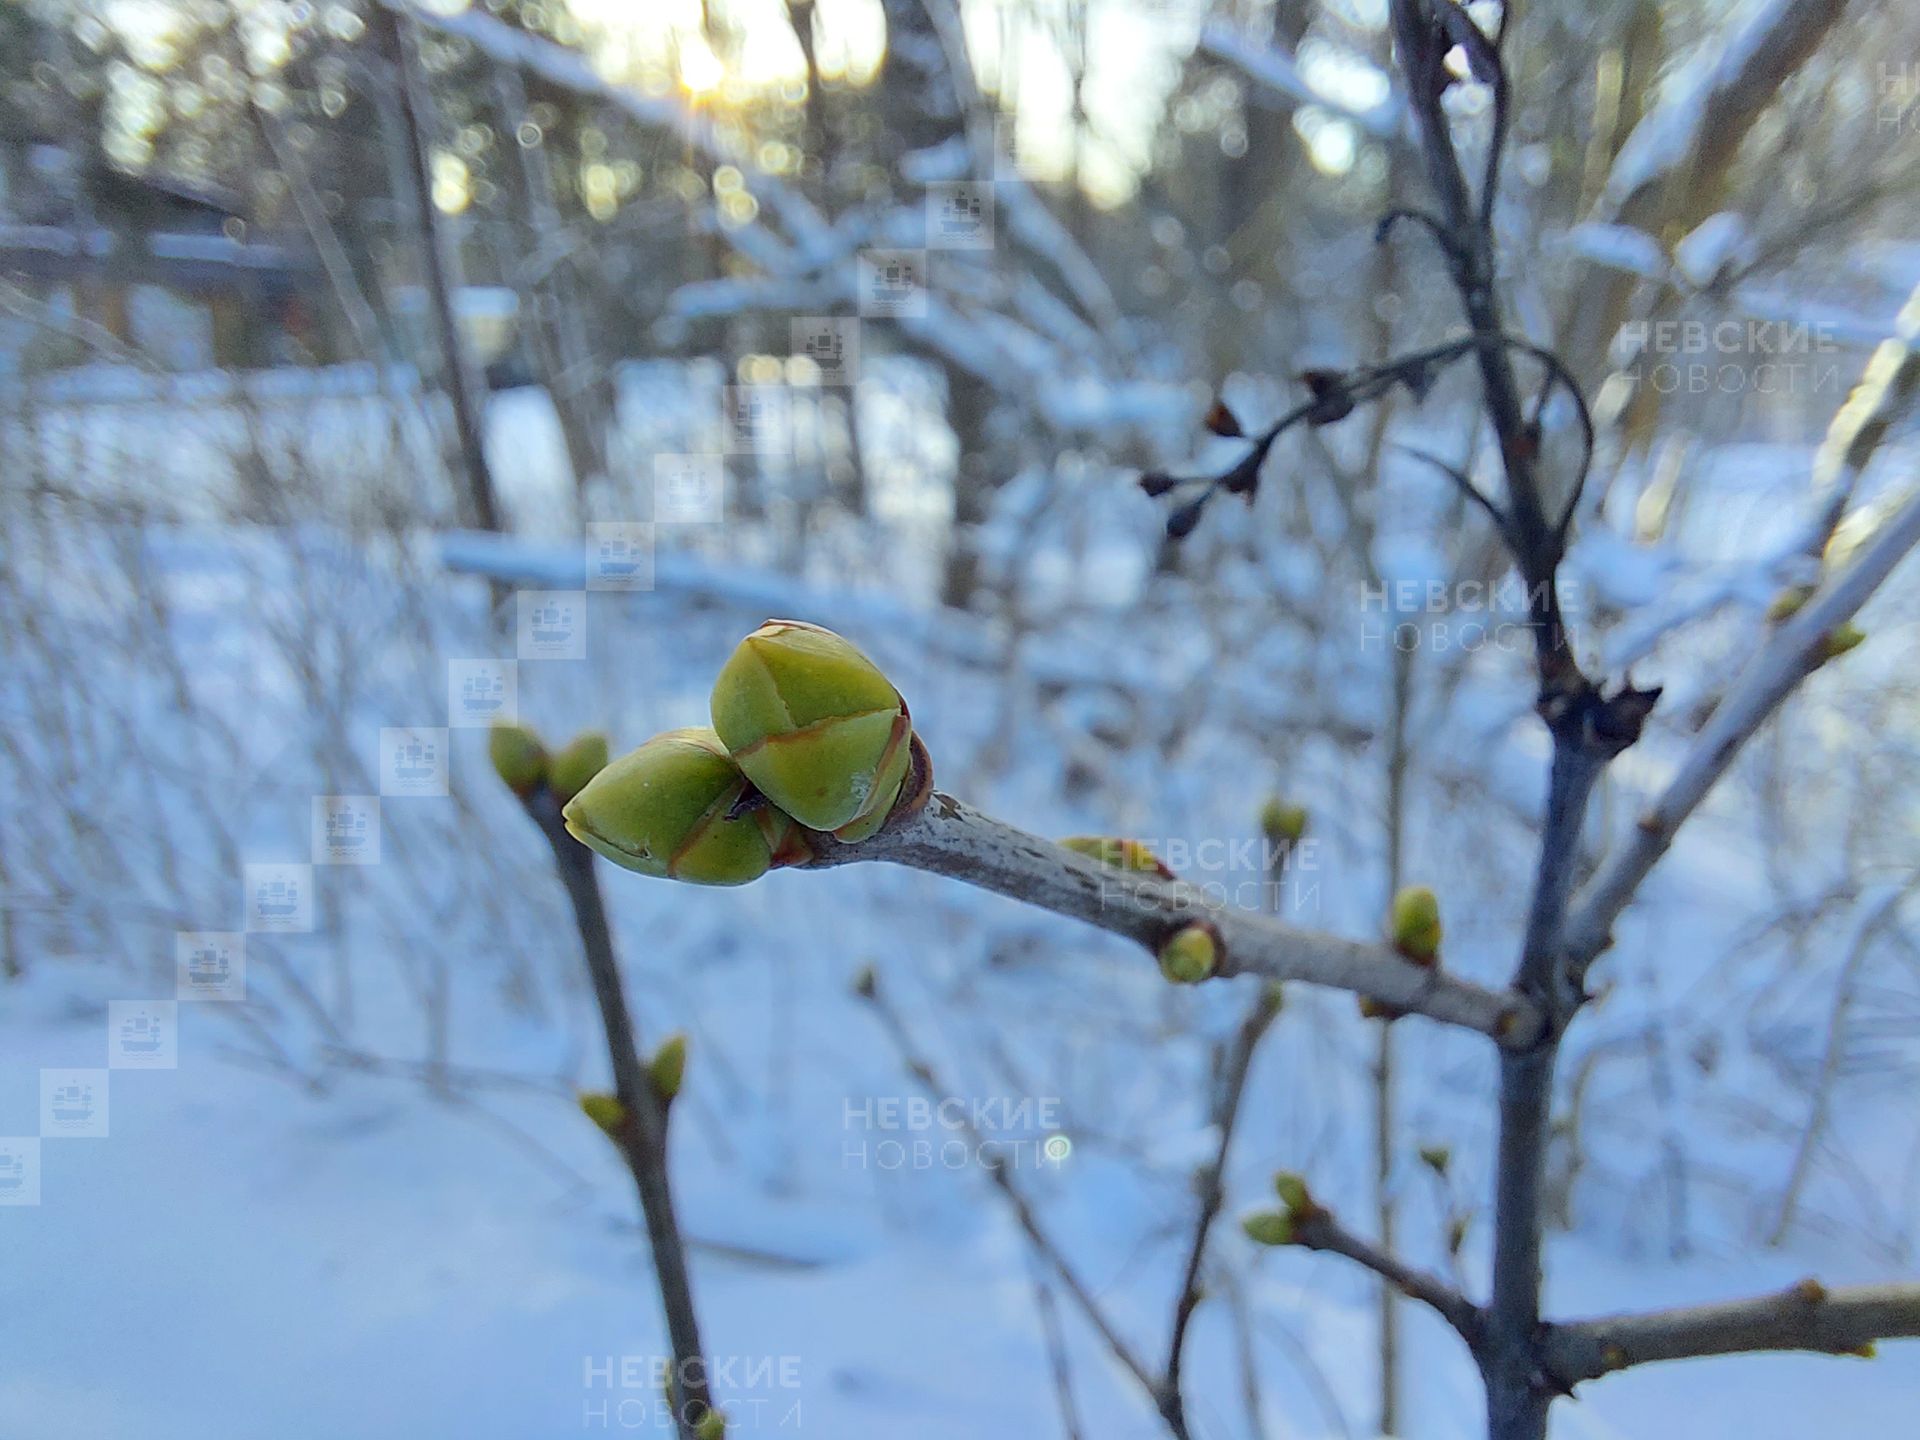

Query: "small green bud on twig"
<box><xmin>1418</xmin><ymin>1143</ymin><xmax>1452</xmax><ymax>1176</ymax></box>
<box><xmin>489</xmin><ymin>722</ymin><xmax>549</xmax><ymax>796</ymax></box>
<box><xmin>1272</xmin><ymin>1171</ymin><xmax>1312</xmax><ymax>1214</ymax></box>
<box><xmin>1059</xmin><ymin>835</ymin><xmax>1175</xmax><ymax>878</ymax></box>
<box><xmin>1241</xmin><ymin>1210</ymin><xmax>1295</xmax><ymax>1246</ymax></box>
<box><xmin>1820</xmin><ymin>622</ymin><xmax>1866</xmax><ymax>662</ymax></box>
<box><xmin>1258</xmin><ymin>797</ymin><xmax>1309</xmax><ymax>845</ymax></box>
<box><xmin>1766</xmin><ymin>585</ymin><xmax>1813</xmax><ymax>624</ymax></box>
<box><xmin>549</xmin><ymin>731</ymin><xmax>611</xmax><ymax>804</ymax></box>
<box><xmin>563</xmin><ymin>728</ymin><xmax>787</xmax><ymax>885</ymax></box>
<box><xmin>1158</xmin><ymin>923</ymin><xmax>1218</xmax><ymax>984</ymax></box>
<box><xmin>648</xmin><ymin>1032</ymin><xmax>688</xmax><ymax>1102</ymax></box>
<box><xmin>695</xmin><ymin>1409</ymin><xmax>728</xmax><ymax>1439</ymax></box>
<box><xmin>851</xmin><ymin>965</ymin><xmax>877</xmax><ymax>1000</ymax></box>
<box><xmin>1390</xmin><ymin>885</ymin><xmax>1443</xmax><ymax>966</ymax></box>
<box><xmin>710</xmin><ymin>619</ymin><xmax>914</xmax><ymax>841</ymax></box>
<box><xmin>578</xmin><ymin>1091</ymin><xmax>627</xmax><ymax>1138</ymax></box>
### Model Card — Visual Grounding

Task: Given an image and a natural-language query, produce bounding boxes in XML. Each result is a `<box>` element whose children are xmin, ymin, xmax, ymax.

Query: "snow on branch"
<box><xmin>1560</xmin><ymin>283</ymin><xmax>1920</xmax><ymax>980</ymax></box>
<box><xmin>1543</xmin><ymin>1280</ymin><xmax>1920</xmax><ymax>1384</ymax></box>
<box><xmin>1598</xmin><ymin>0</ymin><xmax>1850</xmax><ymax>225</ymax></box>
<box><xmin>1197</xmin><ymin>22</ymin><xmax>1404</xmax><ymax>141</ymax></box>
<box><xmin>812</xmin><ymin>792</ymin><xmax>1535</xmax><ymax>1043</ymax></box>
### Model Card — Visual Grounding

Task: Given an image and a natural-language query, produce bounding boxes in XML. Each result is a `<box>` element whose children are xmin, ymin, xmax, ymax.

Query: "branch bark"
<box><xmin>1290</xmin><ymin>1209</ymin><xmax>1485</xmax><ymax>1360</ymax></box>
<box><xmin>1542</xmin><ymin>1281</ymin><xmax>1920</xmax><ymax>1386</ymax></box>
<box><xmin>809</xmin><ymin>792</ymin><xmax>1533</xmax><ymax>1044</ymax></box>
<box><xmin>521</xmin><ymin>788</ymin><xmax>713</xmax><ymax>1440</ymax></box>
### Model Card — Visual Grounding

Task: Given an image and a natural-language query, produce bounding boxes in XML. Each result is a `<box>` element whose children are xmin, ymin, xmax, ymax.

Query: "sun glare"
<box><xmin>678</xmin><ymin>36</ymin><xmax>727</xmax><ymax>98</ymax></box>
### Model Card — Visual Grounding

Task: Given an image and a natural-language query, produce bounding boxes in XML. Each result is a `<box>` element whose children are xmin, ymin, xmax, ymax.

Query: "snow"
<box><xmin>1674</xmin><ymin>213</ymin><xmax>1755</xmax><ymax>290</ymax></box>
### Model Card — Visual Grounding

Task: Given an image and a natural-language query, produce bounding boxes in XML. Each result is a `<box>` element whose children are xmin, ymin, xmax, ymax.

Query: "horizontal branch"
<box><xmin>1292</xmin><ymin>1210</ymin><xmax>1484</xmax><ymax>1358</ymax></box>
<box><xmin>812</xmin><ymin>793</ymin><xmax>1536</xmax><ymax>1045</ymax></box>
<box><xmin>1543</xmin><ymin>1280</ymin><xmax>1920</xmax><ymax>1386</ymax></box>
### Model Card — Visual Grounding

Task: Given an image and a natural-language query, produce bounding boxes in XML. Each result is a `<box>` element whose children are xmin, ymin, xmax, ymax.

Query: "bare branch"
<box><xmin>855</xmin><ymin>975</ymin><xmax>1165</xmax><ymax>1413</ymax></box>
<box><xmin>1289</xmin><ymin>1209</ymin><xmax>1485</xmax><ymax>1358</ymax></box>
<box><xmin>811</xmin><ymin>793</ymin><xmax>1536</xmax><ymax>1044</ymax></box>
<box><xmin>1543</xmin><ymin>1280</ymin><xmax>1920</xmax><ymax>1386</ymax></box>
<box><xmin>1560</xmin><ymin>471</ymin><xmax>1920</xmax><ymax>983</ymax></box>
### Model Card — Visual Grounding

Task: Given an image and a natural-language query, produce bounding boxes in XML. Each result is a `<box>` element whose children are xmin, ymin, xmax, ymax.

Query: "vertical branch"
<box><xmin>375</xmin><ymin>6</ymin><xmax>503</xmax><ymax>534</ymax></box>
<box><xmin>521</xmin><ymin>788</ymin><xmax>713</xmax><ymax>1440</ymax></box>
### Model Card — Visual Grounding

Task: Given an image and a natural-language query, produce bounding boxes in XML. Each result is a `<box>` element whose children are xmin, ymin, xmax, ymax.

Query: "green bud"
<box><xmin>1418</xmin><ymin>1143</ymin><xmax>1452</xmax><ymax>1176</ymax></box>
<box><xmin>710</xmin><ymin>620</ymin><xmax>913</xmax><ymax>839</ymax></box>
<box><xmin>648</xmin><ymin>1032</ymin><xmax>688</xmax><ymax>1101</ymax></box>
<box><xmin>1059</xmin><ymin>835</ymin><xmax>1174</xmax><ymax>877</ymax></box>
<box><xmin>695</xmin><ymin>1410</ymin><xmax>728</xmax><ymax>1440</ymax></box>
<box><xmin>1272</xmin><ymin>1171</ymin><xmax>1312</xmax><ymax>1214</ymax></box>
<box><xmin>1241</xmin><ymin>1210</ymin><xmax>1294</xmax><ymax>1246</ymax></box>
<box><xmin>1390</xmin><ymin>885</ymin><xmax>1443</xmax><ymax>965</ymax></box>
<box><xmin>563</xmin><ymin>728</ymin><xmax>780</xmax><ymax>886</ymax></box>
<box><xmin>578</xmin><ymin>1091</ymin><xmax>627</xmax><ymax>1137</ymax></box>
<box><xmin>1766</xmin><ymin>585</ymin><xmax>1812</xmax><ymax>623</ymax></box>
<box><xmin>549</xmin><ymin>731</ymin><xmax>611</xmax><ymax>804</ymax></box>
<box><xmin>1822</xmin><ymin>621</ymin><xmax>1866</xmax><ymax>660</ymax></box>
<box><xmin>489</xmin><ymin>722</ymin><xmax>549</xmax><ymax>795</ymax></box>
<box><xmin>1259</xmin><ymin>797</ymin><xmax>1309</xmax><ymax>844</ymax></box>
<box><xmin>1158</xmin><ymin>924</ymin><xmax>1217</xmax><ymax>984</ymax></box>
<box><xmin>851</xmin><ymin>965</ymin><xmax>878</xmax><ymax>1000</ymax></box>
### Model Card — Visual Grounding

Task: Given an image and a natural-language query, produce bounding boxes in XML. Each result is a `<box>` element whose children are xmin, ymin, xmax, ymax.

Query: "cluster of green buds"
<box><xmin>1241</xmin><ymin>1170</ymin><xmax>1326</xmax><ymax>1247</ymax></box>
<box><xmin>490</xmin><ymin>723</ymin><xmax>612</xmax><ymax>802</ymax></box>
<box><xmin>561</xmin><ymin>620</ymin><xmax>921</xmax><ymax>885</ymax></box>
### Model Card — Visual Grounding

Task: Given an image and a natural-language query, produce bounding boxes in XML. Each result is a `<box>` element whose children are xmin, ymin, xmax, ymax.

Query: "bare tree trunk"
<box><xmin>376</xmin><ymin>6</ymin><xmax>503</xmax><ymax>534</ymax></box>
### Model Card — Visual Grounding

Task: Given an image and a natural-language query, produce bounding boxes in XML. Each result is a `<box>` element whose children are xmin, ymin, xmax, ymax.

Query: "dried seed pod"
<box><xmin>549</xmin><ymin>731</ymin><xmax>611</xmax><ymax>804</ymax></box>
<box><xmin>710</xmin><ymin>619</ymin><xmax>913</xmax><ymax>839</ymax></box>
<box><xmin>563</xmin><ymin>727</ymin><xmax>779</xmax><ymax>885</ymax></box>
<box><xmin>489</xmin><ymin>722</ymin><xmax>549</xmax><ymax>796</ymax></box>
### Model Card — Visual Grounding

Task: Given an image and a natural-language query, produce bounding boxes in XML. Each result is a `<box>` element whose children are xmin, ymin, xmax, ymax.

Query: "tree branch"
<box><xmin>1559</xmin><ymin>476</ymin><xmax>1920</xmax><ymax>983</ymax></box>
<box><xmin>1542</xmin><ymin>1281</ymin><xmax>1920</xmax><ymax>1386</ymax></box>
<box><xmin>1291</xmin><ymin>1209</ymin><xmax>1485</xmax><ymax>1360</ymax></box>
<box><xmin>809</xmin><ymin>792</ymin><xmax>1536</xmax><ymax>1044</ymax></box>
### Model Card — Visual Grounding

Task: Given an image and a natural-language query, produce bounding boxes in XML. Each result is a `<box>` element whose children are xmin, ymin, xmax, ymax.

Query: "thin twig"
<box><xmin>1291</xmin><ymin>1209</ymin><xmax>1486</xmax><ymax>1358</ymax></box>
<box><xmin>809</xmin><ymin>792</ymin><xmax>1534</xmax><ymax>1044</ymax></box>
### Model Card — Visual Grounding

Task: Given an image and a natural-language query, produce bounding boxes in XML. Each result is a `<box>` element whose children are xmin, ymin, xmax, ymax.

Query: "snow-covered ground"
<box><xmin>2</xmin><ymin>369</ymin><xmax>1917</xmax><ymax>1437</ymax></box>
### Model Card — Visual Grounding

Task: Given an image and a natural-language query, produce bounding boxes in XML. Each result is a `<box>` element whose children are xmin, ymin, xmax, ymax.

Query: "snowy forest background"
<box><xmin>4</xmin><ymin>0</ymin><xmax>1920</xmax><ymax>1436</ymax></box>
